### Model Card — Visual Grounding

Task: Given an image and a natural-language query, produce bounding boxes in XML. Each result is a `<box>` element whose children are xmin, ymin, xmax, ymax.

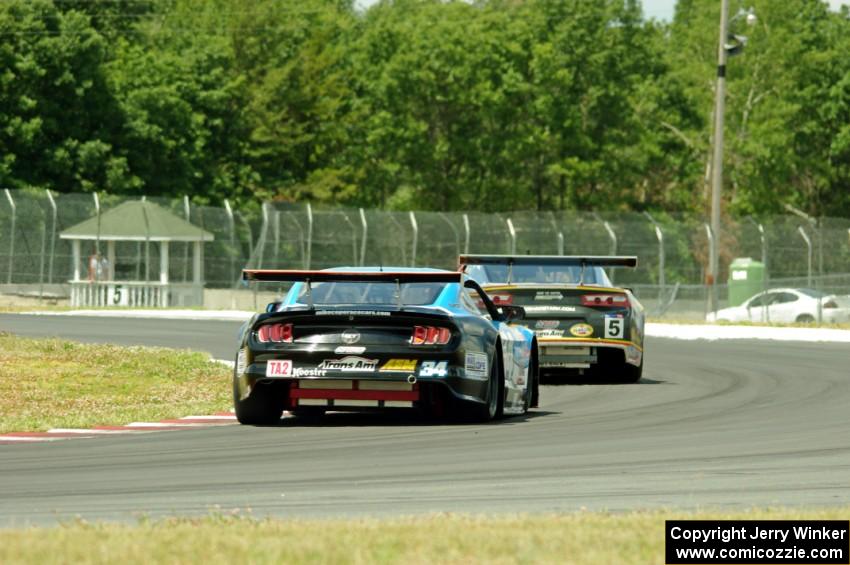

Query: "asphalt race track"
<box><xmin>1</xmin><ymin>313</ymin><xmax>849</xmax><ymax>525</ymax></box>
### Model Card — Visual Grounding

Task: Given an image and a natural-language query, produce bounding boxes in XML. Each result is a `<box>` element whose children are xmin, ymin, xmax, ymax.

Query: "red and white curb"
<box><xmin>0</xmin><ymin>412</ymin><xmax>238</xmax><ymax>444</ymax></box>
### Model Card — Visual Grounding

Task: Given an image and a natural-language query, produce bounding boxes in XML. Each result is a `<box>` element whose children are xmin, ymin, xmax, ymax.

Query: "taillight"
<box><xmin>257</xmin><ymin>323</ymin><xmax>293</xmax><ymax>343</ymax></box>
<box><xmin>824</xmin><ymin>300</ymin><xmax>838</xmax><ymax>309</ymax></box>
<box><xmin>581</xmin><ymin>294</ymin><xmax>630</xmax><ymax>308</ymax></box>
<box><xmin>490</xmin><ymin>294</ymin><xmax>513</xmax><ymax>305</ymax></box>
<box><xmin>411</xmin><ymin>326</ymin><xmax>451</xmax><ymax>345</ymax></box>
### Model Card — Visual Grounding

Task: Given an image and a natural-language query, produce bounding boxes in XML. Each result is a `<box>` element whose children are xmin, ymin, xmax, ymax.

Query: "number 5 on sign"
<box><xmin>604</xmin><ymin>316</ymin><xmax>624</xmax><ymax>338</ymax></box>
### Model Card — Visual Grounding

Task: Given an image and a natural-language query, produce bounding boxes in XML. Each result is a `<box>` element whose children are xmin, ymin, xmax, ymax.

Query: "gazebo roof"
<box><xmin>59</xmin><ymin>200</ymin><xmax>214</xmax><ymax>242</ymax></box>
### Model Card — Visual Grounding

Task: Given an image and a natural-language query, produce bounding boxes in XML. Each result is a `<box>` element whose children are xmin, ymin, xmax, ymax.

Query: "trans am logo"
<box><xmin>317</xmin><ymin>356</ymin><xmax>379</xmax><ymax>372</ymax></box>
<box><xmin>535</xmin><ymin>329</ymin><xmax>564</xmax><ymax>338</ymax></box>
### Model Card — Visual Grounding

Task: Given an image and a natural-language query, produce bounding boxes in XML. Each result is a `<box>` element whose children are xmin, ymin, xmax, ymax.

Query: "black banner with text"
<box><xmin>665</xmin><ymin>520</ymin><xmax>849</xmax><ymax>564</ymax></box>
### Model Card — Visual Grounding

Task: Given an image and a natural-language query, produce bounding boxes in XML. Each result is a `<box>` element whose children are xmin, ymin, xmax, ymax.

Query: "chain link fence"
<box><xmin>2</xmin><ymin>188</ymin><xmax>850</xmax><ymax>321</ymax></box>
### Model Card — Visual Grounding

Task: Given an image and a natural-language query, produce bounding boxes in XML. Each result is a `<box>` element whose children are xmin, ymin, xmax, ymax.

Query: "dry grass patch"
<box><xmin>0</xmin><ymin>333</ymin><xmax>231</xmax><ymax>433</ymax></box>
<box><xmin>1</xmin><ymin>508</ymin><xmax>848</xmax><ymax>565</ymax></box>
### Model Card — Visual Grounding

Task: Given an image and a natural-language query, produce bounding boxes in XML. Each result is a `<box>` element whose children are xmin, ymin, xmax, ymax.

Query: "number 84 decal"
<box><xmin>419</xmin><ymin>361</ymin><xmax>449</xmax><ymax>377</ymax></box>
<box><xmin>604</xmin><ymin>315</ymin><xmax>625</xmax><ymax>339</ymax></box>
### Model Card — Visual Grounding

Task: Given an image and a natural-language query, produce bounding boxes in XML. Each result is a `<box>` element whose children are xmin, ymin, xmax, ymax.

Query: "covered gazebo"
<box><xmin>60</xmin><ymin>200</ymin><xmax>214</xmax><ymax>307</ymax></box>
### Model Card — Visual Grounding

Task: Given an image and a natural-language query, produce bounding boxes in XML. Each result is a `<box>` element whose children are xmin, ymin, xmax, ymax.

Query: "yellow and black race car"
<box><xmin>459</xmin><ymin>255</ymin><xmax>644</xmax><ymax>383</ymax></box>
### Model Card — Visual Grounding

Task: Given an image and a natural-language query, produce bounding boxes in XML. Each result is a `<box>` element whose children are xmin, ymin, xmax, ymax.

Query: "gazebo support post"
<box><xmin>107</xmin><ymin>240</ymin><xmax>116</xmax><ymax>281</ymax></box>
<box><xmin>160</xmin><ymin>241</ymin><xmax>169</xmax><ymax>307</ymax></box>
<box><xmin>160</xmin><ymin>241</ymin><xmax>169</xmax><ymax>284</ymax></box>
<box><xmin>72</xmin><ymin>240</ymin><xmax>81</xmax><ymax>282</ymax></box>
<box><xmin>193</xmin><ymin>241</ymin><xmax>203</xmax><ymax>306</ymax></box>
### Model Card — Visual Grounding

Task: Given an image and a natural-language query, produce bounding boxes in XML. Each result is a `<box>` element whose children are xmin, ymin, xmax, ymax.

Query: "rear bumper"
<box><xmin>538</xmin><ymin>337</ymin><xmax>643</xmax><ymax>368</ymax></box>
<box><xmin>236</xmin><ymin>349</ymin><xmax>491</xmax><ymax>408</ymax></box>
<box><xmin>290</xmin><ymin>379</ymin><xmax>419</xmax><ymax>409</ymax></box>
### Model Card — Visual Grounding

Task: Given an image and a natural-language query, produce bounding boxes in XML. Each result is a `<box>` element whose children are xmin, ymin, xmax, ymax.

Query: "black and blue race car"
<box><xmin>234</xmin><ymin>268</ymin><xmax>539</xmax><ymax>424</ymax></box>
<box><xmin>460</xmin><ymin>255</ymin><xmax>644</xmax><ymax>383</ymax></box>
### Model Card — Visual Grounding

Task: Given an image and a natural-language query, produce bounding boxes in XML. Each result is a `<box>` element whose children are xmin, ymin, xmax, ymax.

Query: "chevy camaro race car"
<box><xmin>234</xmin><ymin>268</ymin><xmax>539</xmax><ymax>424</ymax></box>
<box><xmin>459</xmin><ymin>255</ymin><xmax>645</xmax><ymax>383</ymax></box>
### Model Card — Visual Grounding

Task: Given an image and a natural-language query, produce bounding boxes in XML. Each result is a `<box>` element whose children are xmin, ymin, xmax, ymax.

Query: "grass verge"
<box><xmin>0</xmin><ymin>333</ymin><xmax>231</xmax><ymax>433</ymax></box>
<box><xmin>1</xmin><ymin>509</ymin><xmax>847</xmax><ymax>564</ymax></box>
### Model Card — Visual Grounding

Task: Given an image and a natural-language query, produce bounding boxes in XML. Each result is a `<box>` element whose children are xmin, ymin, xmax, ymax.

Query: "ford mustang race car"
<box><xmin>234</xmin><ymin>268</ymin><xmax>539</xmax><ymax>424</ymax></box>
<box><xmin>459</xmin><ymin>255</ymin><xmax>644</xmax><ymax>383</ymax></box>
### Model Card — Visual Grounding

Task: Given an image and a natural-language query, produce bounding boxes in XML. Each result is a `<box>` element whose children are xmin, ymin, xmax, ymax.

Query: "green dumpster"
<box><xmin>727</xmin><ymin>257</ymin><xmax>766</xmax><ymax>307</ymax></box>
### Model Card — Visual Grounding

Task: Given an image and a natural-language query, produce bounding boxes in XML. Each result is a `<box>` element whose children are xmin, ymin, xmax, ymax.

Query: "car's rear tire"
<box><xmin>619</xmin><ymin>354</ymin><xmax>643</xmax><ymax>383</ymax></box>
<box><xmin>291</xmin><ymin>407</ymin><xmax>325</xmax><ymax>423</ymax></box>
<box><xmin>527</xmin><ymin>347</ymin><xmax>539</xmax><ymax>410</ymax></box>
<box><xmin>470</xmin><ymin>350</ymin><xmax>504</xmax><ymax>422</ymax></box>
<box><xmin>232</xmin><ymin>372</ymin><xmax>284</xmax><ymax>425</ymax></box>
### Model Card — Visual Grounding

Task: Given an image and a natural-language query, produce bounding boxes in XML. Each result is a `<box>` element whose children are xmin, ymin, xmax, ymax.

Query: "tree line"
<box><xmin>1</xmin><ymin>0</ymin><xmax>849</xmax><ymax>218</ymax></box>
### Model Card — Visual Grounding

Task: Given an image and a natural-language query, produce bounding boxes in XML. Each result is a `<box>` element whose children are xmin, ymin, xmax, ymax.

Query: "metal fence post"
<box><xmin>255</xmin><ymin>202</ymin><xmax>270</xmax><ymax>270</ymax></box>
<box><xmin>557</xmin><ymin>232</ymin><xmax>564</xmax><ymax>255</ymax></box>
<box><xmin>38</xmin><ymin>197</ymin><xmax>46</xmax><ymax>298</ymax></box>
<box><xmin>339</xmin><ymin>212</ymin><xmax>358</xmax><ymax>266</ymax></box>
<box><xmin>704</xmin><ymin>223</ymin><xmax>714</xmax><ymax>317</ymax></box>
<box><xmin>359</xmin><ymin>208</ymin><xmax>368</xmax><ymax>266</ymax></box>
<box><xmin>409</xmin><ymin>211</ymin><xmax>418</xmax><ymax>267</ymax></box>
<box><xmin>439</xmin><ymin>213</ymin><xmax>461</xmax><ymax>266</ymax></box>
<box><xmin>4</xmin><ymin>189</ymin><xmax>15</xmax><ymax>284</ymax></box>
<box><xmin>594</xmin><ymin>212</ymin><xmax>618</xmax><ymax>283</ymax></box>
<box><xmin>272</xmin><ymin>208</ymin><xmax>280</xmax><ymax>268</ymax></box>
<box><xmin>643</xmin><ymin>212</ymin><xmax>665</xmax><ymax>296</ymax></box>
<box><xmin>506</xmin><ymin>218</ymin><xmax>516</xmax><ymax>254</ymax></box>
<box><xmin>462</xmin><ymin>214</ymin><xmax>470</xmax><ymax>254</ymax></box>
<box><xmin>305</xmin><ymin>202</ymin><xmax>313</xmax><ymax>270</ymax></box>
<box><xmin>46</xmin><ymin>189</ymin><xmax>57</xmax><ymax>284</ymax></box>
<box><xmin>756</xmin><ymin>222</ymin><xmax>767</xmax><ymax>269</ymax></box>
<box><xmin>797</xmin><ymin>225</ymin><xmax>813</xmax><ymax>288</ymax></box>
<box><xmin>224</xmin><ymin>199</ymin><xmax>236</xmax><ymax>283</ymax></box>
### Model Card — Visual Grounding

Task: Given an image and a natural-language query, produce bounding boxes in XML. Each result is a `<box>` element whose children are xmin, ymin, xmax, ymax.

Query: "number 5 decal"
<box><xmin>604</xmin><ymin>316</ymin><xmax>624</xmax><ymax>338</ymax></box>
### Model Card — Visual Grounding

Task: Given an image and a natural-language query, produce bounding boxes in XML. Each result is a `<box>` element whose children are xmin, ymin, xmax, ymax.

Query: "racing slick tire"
<box><xmin>469</xmin><ymin>349</ymin><xmax>504</xmax><ymax>422</ymax></box>
<box><xmin>232</xmin><ymin>372</ymin><xmax>284</xmax><ymax>425</ymax></box>
<box><xmin>526</xmin><ymin>347</ymin><xmax>539</xmax><ymax>411</ymax></box>
<box><xmin>291</xmin><ymin>407</ymin><xmax>325</xmax><ymax>423</ymax></box>
<box><xmin>620</xmin><ymin>355</ymin><xmax>644</xmax><ymax>384</ymax></box>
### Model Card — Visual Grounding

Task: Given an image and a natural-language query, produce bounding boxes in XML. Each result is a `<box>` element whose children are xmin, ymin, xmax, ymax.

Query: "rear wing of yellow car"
<box><xmin>457</xmin><ymin>255</ymin><xmax>637</xmax><ymax>285</ymax></box>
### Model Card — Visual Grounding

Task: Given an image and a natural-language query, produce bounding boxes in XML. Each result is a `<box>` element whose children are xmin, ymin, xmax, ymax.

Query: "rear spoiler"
<box><xmin>242</xmin><ymin>269</ymin><xmax>462</xmax><ymax>309</ymax></box>
<box><xmin>242</xmin><ymin>269</ymin><xmax>462</xmax><ymax>284</ymax></box>
<box><xmin>458</xmin><ymin>255</ymin><xmax>637</xmax><ymax>285</ymax></box>
<box><xmin>458</xmin><ymin>255</ymin><xmax>637</xmax><ymax>268</ymax></box>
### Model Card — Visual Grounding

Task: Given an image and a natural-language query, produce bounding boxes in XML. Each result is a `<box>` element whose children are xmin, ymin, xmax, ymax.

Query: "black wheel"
<box><xmin>232</xmin><ymin>370</ymin><xmax>283</xmax><ymax>425</ymax></box>
<box><xmin>620</xmin><ymin>355</ymin><xmax>644</xmax><ymax>384</ymax></box>
<box><xmin>526</xmin><ymin>347</ymin><xmax>539</xmax><ymax>410</ymax></box>
<box><xmin>796</xmin><ymin>314</ymin><xmax>815</xmax><ymax>324</ymax></box>
<box><xmin>291</xmin><ymin>407</ymin><xmax>325</xmax><ymax>423</ymax></box>
<box><xmin>531</xmin><ymin>366</ymin><xmax>540</xmax><ymax>408</ymax></box>
<box><xmin>470</xmin><ymin>349</ymin><xmax>504</xmax><ymax>422</ymax></box>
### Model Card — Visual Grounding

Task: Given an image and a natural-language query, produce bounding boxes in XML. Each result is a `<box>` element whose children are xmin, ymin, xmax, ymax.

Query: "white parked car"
<box><xmin>706</xmin><ymin>288</ymin><xmax>850</xmax><ymax>324</ymax></box>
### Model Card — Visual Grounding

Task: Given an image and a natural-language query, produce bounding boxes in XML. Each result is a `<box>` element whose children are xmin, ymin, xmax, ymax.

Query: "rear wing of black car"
<box><xmin>243</xmin><ymin>269</ymin><xmax>462</xmax><ymax>284</ymax></box>
<box><xmin>242</xmin><ymin>269</ymin><xmax>462</xmax><ymax>309</ymax></box>
<box><xmin>458</xmin><ymin>255</ymin><xmax>637</xmax><ymax>284</ymax></box>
